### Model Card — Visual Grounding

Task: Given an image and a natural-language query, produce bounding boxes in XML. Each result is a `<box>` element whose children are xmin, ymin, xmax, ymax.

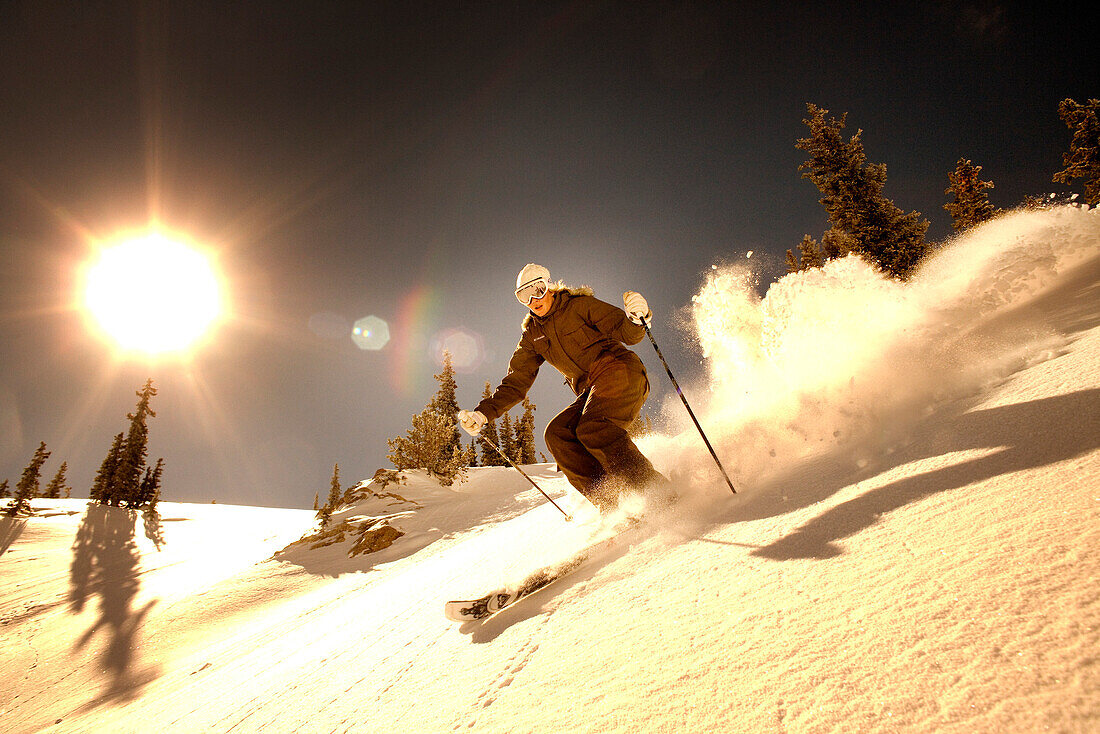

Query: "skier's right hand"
<box><xmin>457</xmin><ymin>410</ymin><xmax>487</xmax><ymax>437</ymax></box>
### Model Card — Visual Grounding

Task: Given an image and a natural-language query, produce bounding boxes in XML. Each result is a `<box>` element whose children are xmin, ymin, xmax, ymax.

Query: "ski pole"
<box><xmin>639</xmin><ymin>317</ymin><xmax>737</xmax><ymax>494</ymax></box>
<box><xmin>478</xmin><ymin>431</ymin><xmax>573</xmax><ymax>521</ymax></box>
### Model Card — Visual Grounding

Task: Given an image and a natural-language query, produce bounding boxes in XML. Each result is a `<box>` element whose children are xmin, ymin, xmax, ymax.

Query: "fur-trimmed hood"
<box><xmin>550</xmin><ymin>283</ymin><xmax>594</xmax><ymax>297</ymax></box>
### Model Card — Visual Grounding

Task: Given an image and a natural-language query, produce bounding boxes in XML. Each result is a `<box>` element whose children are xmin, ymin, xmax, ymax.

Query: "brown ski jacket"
<box><xmin>476</xmin><ymin>287</ymin><xmax>647</xmax><ymax>421</ymax></box>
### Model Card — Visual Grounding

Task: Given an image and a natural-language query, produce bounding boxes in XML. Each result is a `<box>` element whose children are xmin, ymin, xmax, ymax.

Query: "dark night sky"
<box><xmin>0</xmin><ymin>1</ymin><xmax>1092</xmax><ymax>508</ymax></box>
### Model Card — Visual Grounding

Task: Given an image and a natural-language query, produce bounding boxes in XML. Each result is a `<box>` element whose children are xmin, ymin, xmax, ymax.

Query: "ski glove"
<box><xmin>457</xmin><ymin>409</ymin><xmax>488</xmax><ymax>437</ymax></box>
<box><xmin>622</xmin><ymin>291</ymin><xmax>652</xmax><ymax>325</ymax></box>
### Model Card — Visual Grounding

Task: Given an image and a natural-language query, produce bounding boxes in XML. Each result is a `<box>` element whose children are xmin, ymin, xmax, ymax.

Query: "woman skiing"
<box><xmin>458</xmin><ymin>263</ymin><xmax>666</xmax><ymax>513</ymax></box>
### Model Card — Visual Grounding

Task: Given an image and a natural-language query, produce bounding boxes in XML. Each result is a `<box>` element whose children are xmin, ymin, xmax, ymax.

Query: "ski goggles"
<box><xmin>515</xmin><ymin>277</ymin><xmax>549</xmax><ymax>305</ymax></box>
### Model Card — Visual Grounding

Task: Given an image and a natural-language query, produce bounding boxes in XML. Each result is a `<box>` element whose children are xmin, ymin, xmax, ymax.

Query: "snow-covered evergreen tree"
<box><xmin>5</xmin><ymin>442</ymin><xmax>50</xmax><ymax>516</ymax></box>
<box><xmin>1053</xmin><ymin>98</ymin><xmax>1100</xmax><ymax>205</ymax></box>
<box><xmin>796</xmin><ymin>104</ymin><xmax>929</xmax><ymax>279</ymax></box>
<box><xmin>0</xmin><ymin>479</ymin><xmax>9</xmax><ymax>499</ymax></box>
<box><xmin>945</xmin><ymin>158</ymin><xmax>997</xmax><ymax>231</ymax></box>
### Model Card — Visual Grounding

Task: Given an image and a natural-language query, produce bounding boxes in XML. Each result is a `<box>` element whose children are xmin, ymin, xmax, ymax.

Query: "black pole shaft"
<box><xmin>481</xmin><ymin>432</ymin><xmax>573</xmax><ymax>520</ymax></box>
<box><xmin>640</xmin><ymin>318</ymin><xmax>737</xmax><ymax>494</ymax></box>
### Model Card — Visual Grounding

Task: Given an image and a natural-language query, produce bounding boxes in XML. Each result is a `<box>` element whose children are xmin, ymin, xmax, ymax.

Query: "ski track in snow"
<box><xmin>1</xmin><ymin>206</ymin><xmax>1098</xmax><ymax>733</ymax></box>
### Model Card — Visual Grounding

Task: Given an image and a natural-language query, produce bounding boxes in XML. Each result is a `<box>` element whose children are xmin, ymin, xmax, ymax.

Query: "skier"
<box><xmin>458</xmin><ymin>263</ymin><xmax>667</xmax><ymax>513</ymax></box>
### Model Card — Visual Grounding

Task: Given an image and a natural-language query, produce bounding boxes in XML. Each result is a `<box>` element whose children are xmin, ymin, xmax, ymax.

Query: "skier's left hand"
<box><xmin>623</xmin><ymin>291</ymin><xmax>651</xmax><ymax>325</ymax></box>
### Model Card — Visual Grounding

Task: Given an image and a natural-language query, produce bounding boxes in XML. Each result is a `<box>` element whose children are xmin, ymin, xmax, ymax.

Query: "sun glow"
<box><xmin>82</xmin><ymin>230</ymin><xmax>225</xmax><ymax>356</ymax></box>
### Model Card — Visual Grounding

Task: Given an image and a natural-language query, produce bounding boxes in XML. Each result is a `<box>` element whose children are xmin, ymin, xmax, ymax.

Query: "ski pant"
<box><xmin>545</xmin><ymin>354</ymin><xmax>664</xmax><ymax>511</ymax></box>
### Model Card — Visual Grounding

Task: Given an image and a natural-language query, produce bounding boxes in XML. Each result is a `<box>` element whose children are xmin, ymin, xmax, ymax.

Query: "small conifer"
<box><xmin>133</xmin><ymin>458</ymin><xmax>164</xmax><ymax>510</ymax></box>
<box><xmin>326</xmin><ymin>464</ymin><xmax>342</xmax><ymax>512</ymax></box>
<box><xmin>5</xmin><ymin>442</ymin><xmax>51</xmax><ymax>516</ymax></box>
<box><xmin>44</xmin><ymin>462</ymin><xmax>70</xmax><ymax>499</ymax></box>
<box><xmin>90</xmin><ymin>433</ymin><xmax>124</xmax><ymax>504</ymax></box>
<box><xmin>387</xmin><ymin>409</ymin><xmax>468</xmax><ymax>486</ymax></box>
<box><xmin>477</xmin><ymin>382</ymin><xmax>506</xmax><ymax>466</ymax></box>
<box><xmin>115</xmin><ymin>379</ymin><xmax>157</xmax><ymax>506</ymax></box>
<box><xmin>945</xmin><ymin>158</ymin><xmax>998</xmax><ymax>231</ymax></box>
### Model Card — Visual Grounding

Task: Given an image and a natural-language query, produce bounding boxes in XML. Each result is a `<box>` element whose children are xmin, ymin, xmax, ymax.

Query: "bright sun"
<box><xmin>82</xmin><ymin>231</ymin><xmax>225</xmax><ymax>355</ymax></box>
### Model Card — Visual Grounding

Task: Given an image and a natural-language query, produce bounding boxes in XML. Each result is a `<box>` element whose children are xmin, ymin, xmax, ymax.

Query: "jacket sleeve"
<box><xmin>475</xmin><ymin>332</ymin><xmax>544</xmax><ymax>421</ymax></box>
<box><xmin>582</xmin><ymin>295</ymin><xmax>645</xmax><ymax>346</ymax></box>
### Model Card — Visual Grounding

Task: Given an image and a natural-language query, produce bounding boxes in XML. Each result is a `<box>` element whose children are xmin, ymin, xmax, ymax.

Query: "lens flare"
<box><xmin>352</xmin><ymin>315</ymin><xmax>390</xmax><ymax>350</ymax></box>
<box><xmin>81</xmin><ymin>231</ymin><xmax>224</xmax><ymax>356</ymax></box>
<box><xmin>431</xmin><ymin>327</ymin><xmax>486</xmax><ymax>372</ymax></box>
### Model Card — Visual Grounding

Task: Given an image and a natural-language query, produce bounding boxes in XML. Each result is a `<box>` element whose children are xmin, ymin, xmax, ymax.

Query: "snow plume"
<box><xmin>645</xmin><ymin>205</ymin><xmax>1100</xmax><ymax>498</ymax></box>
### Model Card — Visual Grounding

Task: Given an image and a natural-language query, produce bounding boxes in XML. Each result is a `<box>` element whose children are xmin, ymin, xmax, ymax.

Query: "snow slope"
<box><xmin>2</xmin><ymin>206</ymin><xmax>1097</xmax><ymax>733</ymax></box>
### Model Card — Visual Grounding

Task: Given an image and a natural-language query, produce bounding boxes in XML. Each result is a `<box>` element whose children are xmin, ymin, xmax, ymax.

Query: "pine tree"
<box><xmin>477</xmin><ymin>381</ymin><xmax>506</xmax><ymax>466</ymax></box>
<box><xmin>1052</xmin><ymin>98</ymin><xmax>1100</xmax><ymax>205</ymax></box>
<box><xmin>945</xmin><ymin>158</ymin><xmax>997</xmax><ymax>231</ymax></box>
<box><xmin>5</xmin><ymin>442</ymin><xmax>51</xmax><ymax>516</ymax></box>
<box><xmin>313</xmin><ymin>493</ymin><xmax>320</xmax><ymax>511</ymax></box>
<box><xmin>516</xmin><ymin>397</ymin><xmax>538</xmax><ymax>465</ymax></box>
<box><xmin>499</xmin><ymin>412</ymin><xmax>517</xmax><ymax>463</ymax></box>
<box><xmin>114</xmin><ymin>379</ymin><xmax>157</xmax><ymax>507</ymax></box>
<box><xmin>786</xmin><ymin>233</ymin><xmax>830</xmax><ymax>273</ymax></box>
<box><xmin>387</xmin><ymin>408</ymin><xmax>468</xmax><ymax>486</ymax></box>
<box><xmin>463</xmin><ymin>441</ymin><xmax>479</xmax><ymax>467</ymax></box>
<box><xmin>90</xmin><ymin>433</ymin><xmax>124</xmax><ymax>504</ymax></box>
<box><xmin>43</xmin><ymin>461</ymin><xmax>69</xmax><ymax>499</ymax></box>
<box><xmin>0</xmin><ymin>480</ymin><xmax>9</xmax><ymax>499</ymax></box>
<box><xmin>429</xmin><ymin>351</ymin><xmax>462</xmax><ymax>464</ymax></box>
<box><xmin>784</xmin><ymin>249</ymin><xmax>799</xmax><ymax>274</ymax></box>
<box><xmin>326</xmin><ymin>464</ymin><xmax>342</xmax><ymax>513</ymax></box>
<box><xmin>133</xmin><ymin>458</ymin><xmax>164</xmax><ymax>510</ymax></box>
<box><xmin>796</xmin><ymin>104</ymin><xmax>929</xmax><ymax>279</ymax></box>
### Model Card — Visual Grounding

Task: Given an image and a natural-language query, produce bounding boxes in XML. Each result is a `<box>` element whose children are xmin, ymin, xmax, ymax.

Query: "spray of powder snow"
<box><xmin>640</xmin><ymin>206</ymin><xmax>1100</xmax><ymax>505</ymax></box>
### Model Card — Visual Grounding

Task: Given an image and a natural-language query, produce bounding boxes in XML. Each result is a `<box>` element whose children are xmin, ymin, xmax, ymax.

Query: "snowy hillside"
<box><xmin>2</xmin><ymin>206</ymin><xmax>1097</xmax><ymax>733</ymax></box>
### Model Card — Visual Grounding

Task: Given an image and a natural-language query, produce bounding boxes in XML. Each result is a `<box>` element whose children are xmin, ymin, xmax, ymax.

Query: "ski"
<box><xmin>444</xmin><ymin>519</ymin><xmax>644</xmax><ymax>623</ymax></box>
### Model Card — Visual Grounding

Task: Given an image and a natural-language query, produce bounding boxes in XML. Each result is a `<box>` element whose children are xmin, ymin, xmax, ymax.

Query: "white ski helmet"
<box><xmin>515</xmin><ymin>263</ymin><xmax>550</xmax><ymax>290</ymax></box>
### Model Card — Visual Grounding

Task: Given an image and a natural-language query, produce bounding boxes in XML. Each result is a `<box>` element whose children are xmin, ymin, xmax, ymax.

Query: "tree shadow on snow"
<box><xmin>69</xmin><ymin>505</ymin><xmax>160</xmax><ymax>709</ymax></box>
<box><xmin>737</xmin><ymin>388</ymin><xmax>1100</xmax><ymax>561</ymax></box>
<box><xmin>0</xmin><ymin>516</ymin><xmax>27</xmax><ymax>556</ymax></box>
